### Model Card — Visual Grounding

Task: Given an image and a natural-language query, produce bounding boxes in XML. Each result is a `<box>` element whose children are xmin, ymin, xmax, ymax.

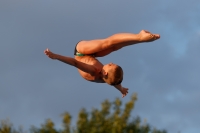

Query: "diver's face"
<box><xmin>102</xmin><ymin>63</ymin><xmax>117</xmax><ymax>73</ymax></box>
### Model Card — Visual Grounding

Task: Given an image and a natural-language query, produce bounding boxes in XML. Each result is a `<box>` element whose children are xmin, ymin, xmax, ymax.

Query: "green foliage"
<box><xmin>0</xmin><ymin>119</ymin><xmax>12</xmax><ymax>133</ymax></box>
<box><xmin>62</xmin><ymin>112</ymin><xmax>71</xmax><ymax>133</ymax></box>
<box><xmin>1</xmin><ymin>94</ymin><xmax>167</xmax><ymax>133</ymax></box>
<box><xmin>0</xmin><ymin>119</ymin><xmax>23</xmax><ymax>133</ymax></box>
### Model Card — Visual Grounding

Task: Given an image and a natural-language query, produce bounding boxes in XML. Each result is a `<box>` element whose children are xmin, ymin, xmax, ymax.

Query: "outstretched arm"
<box><xmin>114</xmin><ymin>84</ymin><xmax>128</xmax><ymax>98</ymax></box>
<box><xmin>44</xmin><ymin>49</ymin><xmax>96</xmax><ymax>75</ymax></box>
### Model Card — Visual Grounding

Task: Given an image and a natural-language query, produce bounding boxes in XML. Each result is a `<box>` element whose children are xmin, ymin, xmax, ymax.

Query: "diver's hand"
<box><xmin>120</xmin><ymin>87</ymin><xmax>129</xmax><ymax>98</ymax></box>
<box><xmin>114</xmin><ymin>84</ymin><xmax>129</xmax><ymax>98</ymax></box>
<box><xmin>44</xmin><ymin>48</ymin><xmax>57</xmax><ymax>59</ymax></box>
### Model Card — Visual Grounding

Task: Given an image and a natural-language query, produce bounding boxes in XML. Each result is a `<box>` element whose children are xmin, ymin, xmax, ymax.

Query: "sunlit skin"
<box><xmin>101</xmin><ymin>63</ymin><xmax>117</xmax><ymax>77</ymax></box>
<box><xmin>44</xmin><ymin>30</ymin><xmax>160</xmax><ymax>98</ymax></box>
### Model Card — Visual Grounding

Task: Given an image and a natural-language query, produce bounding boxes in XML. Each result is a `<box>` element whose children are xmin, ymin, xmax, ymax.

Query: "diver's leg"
<box><xmin>77</xmin><ymin>30</ymin><xmax>160</xmax><ymax>57</ymax></box>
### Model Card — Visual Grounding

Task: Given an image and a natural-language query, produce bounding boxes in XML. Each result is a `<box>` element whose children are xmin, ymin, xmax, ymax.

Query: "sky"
<box><xmin>1</xmin><ymin>0</ymin><xmax>200</xmax><ymax>133</ymax></box>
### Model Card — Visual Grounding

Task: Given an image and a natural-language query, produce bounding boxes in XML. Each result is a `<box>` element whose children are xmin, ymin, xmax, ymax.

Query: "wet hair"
<box><xmin>104</xmin><ymin>65</ymin><xmax>123</xmax><ymax>85</ymax></box>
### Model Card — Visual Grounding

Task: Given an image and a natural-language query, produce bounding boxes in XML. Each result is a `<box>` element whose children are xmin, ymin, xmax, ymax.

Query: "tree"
<box><xmin>0</xmin><ymin>93</ymin><xmax>167</xmax><ymax>133</ymax></box>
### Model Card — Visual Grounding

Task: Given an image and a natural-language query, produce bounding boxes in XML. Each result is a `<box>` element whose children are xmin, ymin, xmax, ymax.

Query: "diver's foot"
<box><xmin>138</xmin><ymin>30</ymin><xmax>160</xmax><ymax>42</ymax></box>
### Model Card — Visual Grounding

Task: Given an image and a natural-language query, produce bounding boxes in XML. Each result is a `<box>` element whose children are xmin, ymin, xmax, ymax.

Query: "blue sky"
<box><xmin>1</xmin><ymin>1</ymin><xmax>200</xmax><ymax>133</ymax></box>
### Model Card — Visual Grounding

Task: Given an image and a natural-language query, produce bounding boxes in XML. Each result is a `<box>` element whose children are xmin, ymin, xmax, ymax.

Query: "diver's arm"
<box><xmin>56</xmin><ymin>55</ymin><xmax>96</xmax><ymax>75</ymax></box>
<box><xmin>44</xmin><ymin>48</ymin><xmax>96</xmax><ymax>75</ymax></box>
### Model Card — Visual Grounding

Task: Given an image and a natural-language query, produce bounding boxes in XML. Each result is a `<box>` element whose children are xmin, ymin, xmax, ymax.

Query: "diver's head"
<box><xmin>102</xmin><ymin>63</ymin><xmax>123</xmax><ymax>85</ymax></box>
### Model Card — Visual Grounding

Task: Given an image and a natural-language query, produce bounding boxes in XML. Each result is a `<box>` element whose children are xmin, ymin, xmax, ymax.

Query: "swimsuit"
<box><xmin>74</xmin><ymin>42</ymin><xmax>85</xmax><ymax>56</ymax></box>
<box><xmin>74</xmin><ymin>42</ymin><xmax>95</xmax><ymax>57</ymax></box>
